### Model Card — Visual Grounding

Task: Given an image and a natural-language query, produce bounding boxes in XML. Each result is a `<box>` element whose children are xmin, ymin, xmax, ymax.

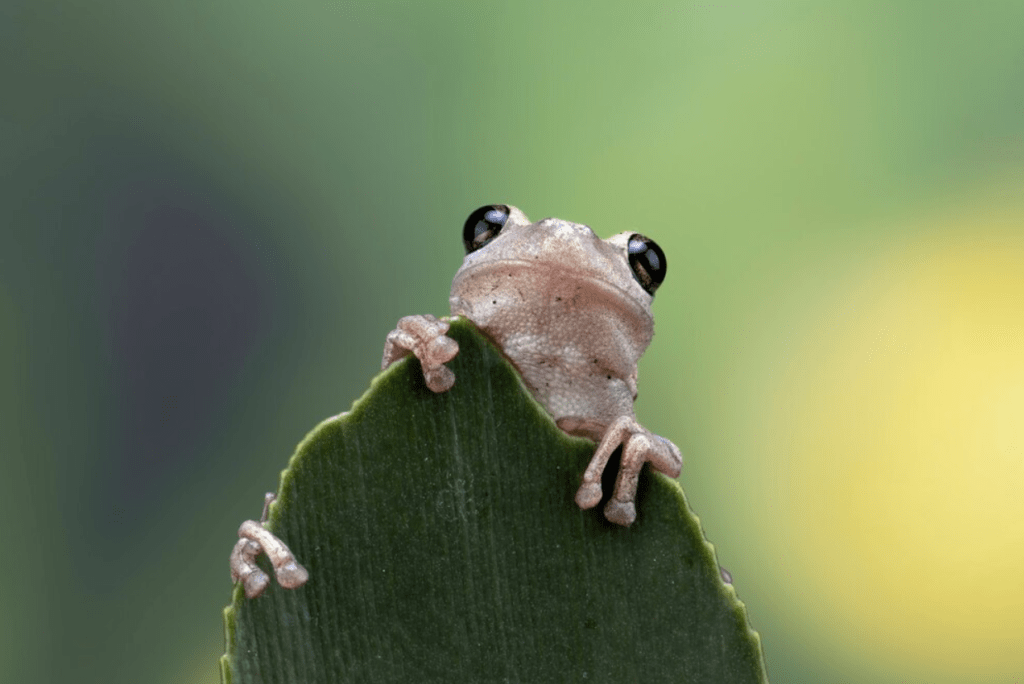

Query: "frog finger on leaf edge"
<box><xmin>231</xmin><ymin>204</ymin><xmax>682</xmax><ymax>598</ymax></box>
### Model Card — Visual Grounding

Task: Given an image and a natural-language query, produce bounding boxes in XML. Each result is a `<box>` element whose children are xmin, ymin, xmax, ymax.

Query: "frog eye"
<box><xmin>627</xmin><ymin>233</ymin><xmax>667</xmax><ymax>295</ymax></box>
<box><xmin>462</xmin><ymin>204</ymin><xmax>510</xmax><ymax>254</ymax></box>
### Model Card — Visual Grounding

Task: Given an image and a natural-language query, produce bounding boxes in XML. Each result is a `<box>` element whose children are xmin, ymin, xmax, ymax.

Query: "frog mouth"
<box><xmin>450</xmin><ymin>259</ymin><xmax>654</xmax><ymax>325</ymax></box>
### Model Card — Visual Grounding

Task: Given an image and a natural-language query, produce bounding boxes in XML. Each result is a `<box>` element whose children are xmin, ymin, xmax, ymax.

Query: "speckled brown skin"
<box><xmin>450</xmin><ymin>207</ymin><xmax>651</xmax><ymax>440</ymax></box>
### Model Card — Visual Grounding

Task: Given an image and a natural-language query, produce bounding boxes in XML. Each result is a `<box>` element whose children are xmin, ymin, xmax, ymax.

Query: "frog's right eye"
<box><xmin>463</xmin><ymin>204</ymin><xmax>510</xmax><ymax>254</ymax></box>
<box><xmin>627</xmin><ymin>233</ymin><xmax>667</xmax><ymax>296</ymax></box>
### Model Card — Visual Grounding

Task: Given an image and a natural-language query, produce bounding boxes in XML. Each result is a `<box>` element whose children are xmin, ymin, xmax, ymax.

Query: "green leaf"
<box><xmin>221</xmin><ymin>318</ymin><xmax>768</xmax><ymax>683</ymax></box>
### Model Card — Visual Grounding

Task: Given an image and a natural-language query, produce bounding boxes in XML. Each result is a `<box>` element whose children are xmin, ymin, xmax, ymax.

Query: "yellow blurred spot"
<box><xmin>756</xmin><ymin>216</ymin><xmax>1024</xmax><ymax>677</ymax></box>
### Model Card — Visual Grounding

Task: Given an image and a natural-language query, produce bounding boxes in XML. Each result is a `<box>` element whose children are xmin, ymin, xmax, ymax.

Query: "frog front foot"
<box><xmin>574</xmin><ymin>416</ymin><xmax>683</xmax><ymax>526</ymax></box>
<box><xmin>230</xmin><ymin>493</ymin><xmax>309</xmax><ymax>599</ymax></box>
<box><xmin>382</xmin><ymin>314</ymin><xmax>460</xmax><ymax>392</ymax></box>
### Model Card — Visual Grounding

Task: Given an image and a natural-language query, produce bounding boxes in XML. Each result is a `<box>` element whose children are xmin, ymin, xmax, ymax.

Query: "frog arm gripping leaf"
<box><xmin>230</xmin><ymin>493</ymin><xmax>309</xmax><ymax>599</ymax></box>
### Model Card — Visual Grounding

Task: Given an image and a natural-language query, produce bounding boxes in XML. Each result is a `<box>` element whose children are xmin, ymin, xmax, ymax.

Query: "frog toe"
<box><xmin>604</xmin><ymin>499</ymin><xmax>637</xmax><ymax>527</ymax></box>
<box><xmin>423</xmin><ymin>365</ymin><xmax>456</xmax><ymax>392</ymax></box>
<box><xmin>575</xmin><ymin>481</ymin><xmax>603</xmax><ymax>509</ymax></box>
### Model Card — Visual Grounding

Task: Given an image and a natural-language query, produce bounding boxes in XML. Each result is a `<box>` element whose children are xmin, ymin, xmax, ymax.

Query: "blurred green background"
<box><xmin>2</xmin><ymin>2</ymin><xmax>1022</xmax><ymax>683</ymax></box>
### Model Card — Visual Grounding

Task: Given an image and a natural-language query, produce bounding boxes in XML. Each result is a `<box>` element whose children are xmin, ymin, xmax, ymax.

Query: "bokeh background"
<box><xmin>3</xmin><ymin>2</ymin><xmax>1023</xmax><ymax>683</ymax></box>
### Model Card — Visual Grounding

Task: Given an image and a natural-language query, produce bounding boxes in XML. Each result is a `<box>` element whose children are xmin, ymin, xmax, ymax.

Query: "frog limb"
<box><xmin>230</xmin><ymin>493</ymin><xmax>309</xmax><ymax>599</ymax></box>
<box><xmin>381</xmin><ymin>314</ymin><xmax>460</xmax><ymax>392</ymax></box>
<box><xmin>574</xmin><ymin>416</ymin><xmax>683</xmax><ymax>526</ymax></box>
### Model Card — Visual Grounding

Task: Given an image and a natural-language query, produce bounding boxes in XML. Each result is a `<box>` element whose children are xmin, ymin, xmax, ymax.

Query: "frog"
<box><xmin>230</xmin><ymin>204</ymin><xmax>682</xmax><ymax>598</ymax></box>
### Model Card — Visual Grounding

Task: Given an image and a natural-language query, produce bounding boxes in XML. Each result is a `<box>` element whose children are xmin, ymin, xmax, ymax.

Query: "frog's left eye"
<box><xmin>463</xmin><ymin>204</ymin><xmax>510</xmax><ymax>254</ymax></box>
<box><xmin>627</xmin><ymin>234</ymin><xmax>667</xmax><ymax>295</ymax></box>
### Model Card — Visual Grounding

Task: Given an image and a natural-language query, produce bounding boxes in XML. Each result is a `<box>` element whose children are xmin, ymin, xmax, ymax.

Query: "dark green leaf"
<box><xmin>221</xmin><ymin>318</ymin><xmax>768</xmax><ymax>683</ymax></box>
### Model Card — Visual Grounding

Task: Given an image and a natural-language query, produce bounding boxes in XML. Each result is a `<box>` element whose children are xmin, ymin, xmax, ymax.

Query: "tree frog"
<box><xmin>231</xmin><ymin>204</ymin><xmax>682</xmax><ymax>598</ymax></box>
